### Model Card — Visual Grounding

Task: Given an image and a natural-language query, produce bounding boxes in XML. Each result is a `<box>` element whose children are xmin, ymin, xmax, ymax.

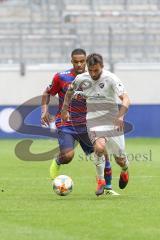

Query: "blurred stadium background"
<box><xmin>0</xmin><ymin>0</ymin><xmax>160</xmax><ymax>138</ymax></box>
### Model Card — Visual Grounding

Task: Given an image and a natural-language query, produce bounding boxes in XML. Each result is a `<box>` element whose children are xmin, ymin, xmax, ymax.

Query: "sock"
<box><xmin>122</xmin><ymin>157</ymin><xmax>129</xmax><ymax>172</ymax></box>
<box><xmin>104</xmin><ymin>159</ymin><xmax>112</xmax><ymax>189</ymax></box>
<box><xmin>94</xmin><ymin>154</ymin><xmax>105</xmax><ymax>180</ymax></box>
<box><xmin>96</xmin><ymin>162</ymin><xmax>105</xmax><ymax>180</ymax></box>
<box><xmin>56</xmin><ymin>157</ymin><xmax>61</xmax><ymax>165</ymax></box>
<box><xmin>49</xmin><ymin>157</ymin><xmax>61</xmax><ymax>179</ymax></box>
<box><xmin>122</xmin><ymin>166</ymin><xmax>128</xmax><ymax>171</ymax></box>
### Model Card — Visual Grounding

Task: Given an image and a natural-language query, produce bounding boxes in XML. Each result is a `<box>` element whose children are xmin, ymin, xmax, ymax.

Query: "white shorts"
<box><xmin>105</xmin><ymin>134</ymin><xmax>126</xmax><ymax>158</ymax></box>
<box><xmin>89</xmin><ymin>125</ymin><xmax>126</xmax><ymax>158</ymax></box>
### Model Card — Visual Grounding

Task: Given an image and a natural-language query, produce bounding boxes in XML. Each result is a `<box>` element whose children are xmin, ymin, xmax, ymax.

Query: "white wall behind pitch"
<box><xmin>0</xmin><ymin>63</ymin><xmax>160</xmax><ymax>105</ymax></box>
<box><xmin>116</xmin><ymin>63</ymin><xmax>160</xmax><ymax>104</ymax></box>
<box><xmin>0</xmin><ymin>64</ymin><xmax>70</xmax><ymax>105</ymax></box>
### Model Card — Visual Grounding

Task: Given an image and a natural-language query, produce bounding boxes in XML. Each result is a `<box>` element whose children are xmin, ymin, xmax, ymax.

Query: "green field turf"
<box><xmin>0</xmin><ymin>138</ymin><xmax>160</xmax><ymax>240</ymax></box>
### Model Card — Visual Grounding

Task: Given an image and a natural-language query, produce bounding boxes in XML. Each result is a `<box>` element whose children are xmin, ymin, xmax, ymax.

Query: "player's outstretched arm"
<box><xmin>61</xmin><ymin>84</ymin><xmax>75</xmax><ymax>122</ymax></box>
<box><xmin>114</xmin><ymin>93</ymin><xmax>131</xmax><ymax>131</ymax></box>
<box><xmin>118</xmin><ymin>93</ymin><xmax>131</xmax><ymax>117</ymax></box>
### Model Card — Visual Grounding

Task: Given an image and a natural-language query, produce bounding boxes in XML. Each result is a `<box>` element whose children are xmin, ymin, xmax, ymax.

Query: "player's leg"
<box><xmin>106</xmin><ymin>135</ymin><xmax>129</xmax><ymax>189</ymax></box>
<box><xmin>103</xmin><ymin>148</ymin><xmax>112</xmax><ymax>190</ymax></box>
<box><xmin>93</xmin><ymin>153</ymin><xmax>106</xmax><ymax>196</ymax></box>
<box><xmin>93</xmin><ymin>137</ymin><xmax>106</xmax><ymax>195</ymax></box>
<box><xmin>93</xmin><ymin>137</ymin><xmax>106</xmax><ymax>178</ymax></box>
<box><xmin>94</xmin><ymin>138</ymin><xmax>113</xmax><ymax>189</ymax></box>
<box><xmin>78</xmin><ymin>133</ymin><xmax>106</xmax><ymax>195</ymax></box>
<box><xmin>95</xmin><ymin>137</ymin><xmax>119</xmax><ymax>195</ymax></box>
<box><xmin>50</xmin><ymin>129</ymin><xmax>75</xmax><ymax>179</ymax></box>
<box><xmin>93</xmin><ymin>137</ymin><xmax>119</xmax><ymax>195</ymax></box>
<box><xmin>115</xmin><ymin>156</ymin><xmax>129</xmax><ymax>189</ymax></box>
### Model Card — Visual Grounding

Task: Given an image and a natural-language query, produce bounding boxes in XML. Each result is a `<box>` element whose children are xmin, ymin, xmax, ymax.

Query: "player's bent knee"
<box><xmin>60</xmin><ymin>150</ymin><xmax>74</xmax><ymax>164</ymax></box>
<box><xmin>94</xmin><ymin>138</ymin><xmax>106</xmax><ymax>155</ymax></box>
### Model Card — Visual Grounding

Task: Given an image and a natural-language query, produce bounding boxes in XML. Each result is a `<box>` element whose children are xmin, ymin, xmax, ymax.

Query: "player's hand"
<box><xmin>41</xmin><ymin>111</ymin><xmax>50</xmax><ymax>127</ymax></box>
<box><xmin>72</xmin><ymin>91</ymin><xmax>87</xmax><ymax>100</ymax></box>
<box><xmin>114</xmin><ymin>116</ymin><xmax>124</xmax><ymax>132</ymax></box>
<box><xmin>61</xmin><ymin>110</ymin><xmax>70</xmax><ymax>123</ymax></box>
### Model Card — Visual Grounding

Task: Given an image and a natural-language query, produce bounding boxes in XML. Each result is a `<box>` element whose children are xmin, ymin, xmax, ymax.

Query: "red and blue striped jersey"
<box><xmin>47</xmin><ymin>68</ymin><xmax>87</xmax><ymax>133</ymax></box>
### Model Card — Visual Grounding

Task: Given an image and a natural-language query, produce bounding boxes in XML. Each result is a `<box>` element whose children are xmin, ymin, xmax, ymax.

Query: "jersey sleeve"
<box><xmin>71</xmin><ymin>75</ymin><xmax>81</xmax><ymax>90</ymax></box>
<box><xmin>72</xmin><ymin>74</ymin><xmax>91</xmax><ymax>92</ymax></box>
<box><xmin>46</xmin><ymin>73</ymin><xmax>61</xmax><ymax>96</ymax></box>
<box><xmin>110</xmin><ymin>73</ymin><xmax>126</xmax><ymax>96</ymax></box>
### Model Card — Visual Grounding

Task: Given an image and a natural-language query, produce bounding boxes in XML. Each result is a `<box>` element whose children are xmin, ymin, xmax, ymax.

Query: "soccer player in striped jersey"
<box><xmin>61</xmin><ymin>53</ymin><xmax>130</xmax><ymax>191</ymax></box>
<box><xmin>41</xmin><ymin>49</ymin><xmax>117</xmax><ymax>196</ymax></box>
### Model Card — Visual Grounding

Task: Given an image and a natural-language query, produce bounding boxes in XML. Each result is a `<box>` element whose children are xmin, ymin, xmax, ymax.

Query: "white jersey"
<box><xmin>72</xmin><ymin>69</ymin><xmax>128</xmax><ymax>157</ymax></box>
<box><xmin>73</xmin><ymin>69</ymin><xmax>126</xmax><ymax>104</ymax></box>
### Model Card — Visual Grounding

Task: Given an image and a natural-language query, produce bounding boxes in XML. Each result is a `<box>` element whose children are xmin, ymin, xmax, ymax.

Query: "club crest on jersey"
<box><xmin>99</xmin><ymin>83</ymin><xmax>104</xmax><ymax>88</ymax></box>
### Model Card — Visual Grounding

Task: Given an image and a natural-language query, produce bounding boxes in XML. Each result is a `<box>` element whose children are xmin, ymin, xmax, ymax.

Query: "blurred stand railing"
<box><xmin>0</xmin><ymin>0</ymin><xmax>160</xmax><ymax>74</ymax></box>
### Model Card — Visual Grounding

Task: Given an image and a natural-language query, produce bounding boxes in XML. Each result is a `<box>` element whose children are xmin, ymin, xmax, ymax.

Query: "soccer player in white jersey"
<box><xmin>61</xmin><ymin>53</ymin><xmax>130</xmax><ymax>193</ymax></box>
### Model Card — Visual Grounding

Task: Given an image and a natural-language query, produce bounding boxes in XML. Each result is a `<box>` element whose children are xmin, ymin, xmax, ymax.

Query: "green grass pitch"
<box><xmin>0</xmin><ymin>138</ymin><xmax>160</xmax><ymax>240</ymax></box>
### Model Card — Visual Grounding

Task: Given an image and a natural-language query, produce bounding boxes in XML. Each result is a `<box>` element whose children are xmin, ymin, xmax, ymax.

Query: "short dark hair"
<box><xmin>86</xmin><ymin>53</ymin><xmax>103</xmax><ymax>67</ymax></box>
<box><xmin>71</xmin><ymin>48</ymin><xmax>86</xmax><ymax>57</ymax></box>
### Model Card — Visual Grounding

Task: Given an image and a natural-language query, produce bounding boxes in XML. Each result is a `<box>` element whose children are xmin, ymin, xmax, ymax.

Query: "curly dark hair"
<box><xmin>71</xmin><ymin>48</ymin><xmax>86</xmax><ymax>57</ymax></box>
<box><xmin>86</xmin><ymin>53</ymin><xmax>103</xmax><ymax>67</ymax></box>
